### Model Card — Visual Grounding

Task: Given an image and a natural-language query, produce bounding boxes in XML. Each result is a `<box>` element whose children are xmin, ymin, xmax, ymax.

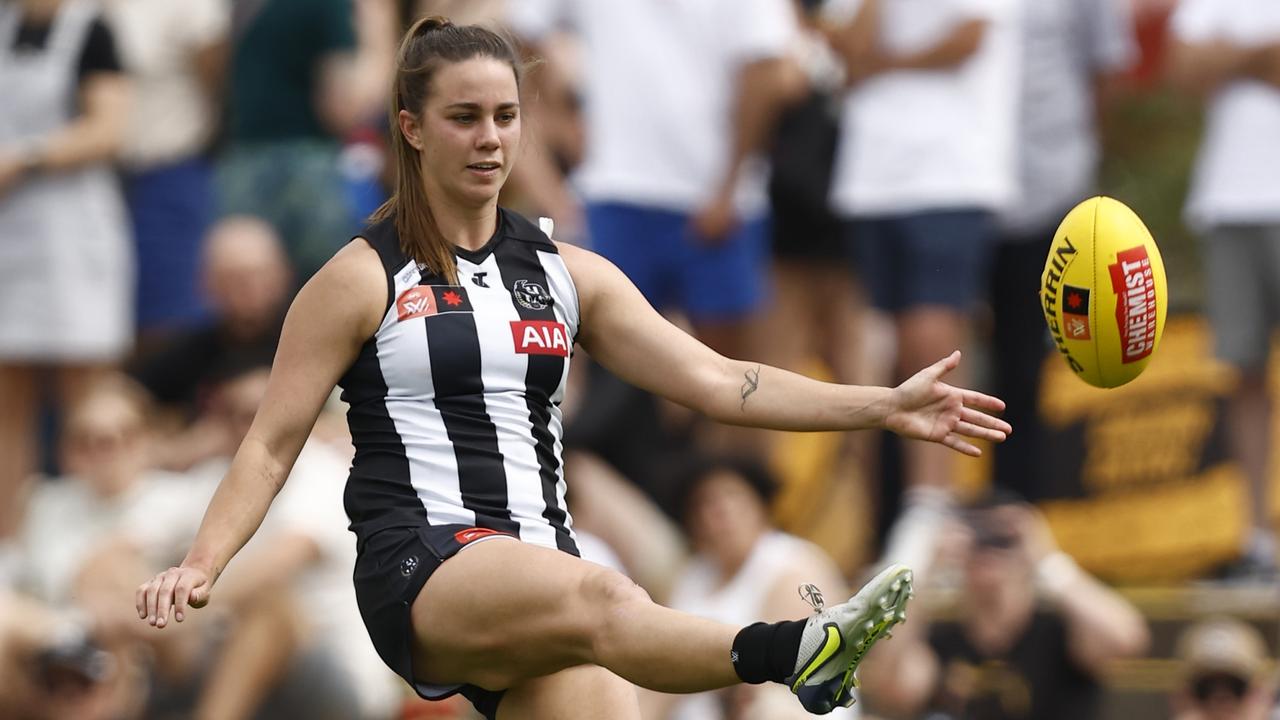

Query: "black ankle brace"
<box><xmin>730</xmin><ymin>619</ymin><xmax>807</xmax><ymax>685</ymax></box>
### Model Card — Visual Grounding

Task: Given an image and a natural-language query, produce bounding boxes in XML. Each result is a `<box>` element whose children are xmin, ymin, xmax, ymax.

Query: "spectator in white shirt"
<box><xmin>990</xmin><ymin>0</ymin><xmax>1136</xmax><ymax>502</ymax></box>
<box><xmin>824</xmin><ymin>0</ymin><xmax>1020</xmax><ymax>507</ymax></box>
<box><xmin>1169</xmin><ymin>0</ymin><xmax>1280</xmax><ymax>576</ymax></box>
<box><xmin>15</xmin><ymin>375</ymin><xmax>395</xmax><ymax>719</ymax></box>
<box><xmin>507</xmin><ymin>0</ymin><xmax>806</xmax><ymax>360</ymax></box>
<box><xmin>105</xmin><ymin>0</ymin><xmax>229</xmax><ymax>338</ymax></box>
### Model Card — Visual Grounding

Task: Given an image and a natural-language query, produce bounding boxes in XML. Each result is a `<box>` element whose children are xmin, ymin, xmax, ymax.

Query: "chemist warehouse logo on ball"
<box><xmin>1108</xmin><ymin>246</ymin><xmax>1157</xmax><ymax>364</ymax></box>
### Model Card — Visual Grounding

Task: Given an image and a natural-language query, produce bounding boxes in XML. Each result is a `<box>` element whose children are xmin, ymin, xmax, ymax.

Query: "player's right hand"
<box><xmin>136</xmin><ymin>565</ymin><xmax>212</xmax><ymax>629</ymax></box>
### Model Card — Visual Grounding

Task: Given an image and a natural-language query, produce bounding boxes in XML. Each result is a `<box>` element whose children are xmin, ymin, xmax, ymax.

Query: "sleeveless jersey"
<box><xmin>338</xmin><ymin>209</ymin><xmax>580</xmax><ymax>555</ymax></box>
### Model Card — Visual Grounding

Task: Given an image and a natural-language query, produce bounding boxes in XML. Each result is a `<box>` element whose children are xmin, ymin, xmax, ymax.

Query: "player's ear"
<box><xmin>399</xmin><ymin>109</ymin><xmax>425</xmax><ymax>151</ymax></box>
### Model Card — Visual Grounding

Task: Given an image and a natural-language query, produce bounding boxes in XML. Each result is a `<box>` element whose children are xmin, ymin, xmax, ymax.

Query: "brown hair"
<box><xmin>371</xmin><ymin>16</ymin><xmax>522</xmax><ymax>284</ymax></box>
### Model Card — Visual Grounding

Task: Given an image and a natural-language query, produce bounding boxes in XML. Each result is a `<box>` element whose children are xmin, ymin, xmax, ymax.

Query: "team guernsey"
<box><xmin>338</xmin><ymin>209</ymin><xmax>580</xmax><ymax>555</ymax></box>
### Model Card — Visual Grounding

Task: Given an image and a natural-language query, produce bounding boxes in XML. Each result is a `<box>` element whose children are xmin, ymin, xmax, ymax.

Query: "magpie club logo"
<box><xmin>511</xmin><ymin>279</ymin><xmax>551</xmax><ymax>310</ymax></box>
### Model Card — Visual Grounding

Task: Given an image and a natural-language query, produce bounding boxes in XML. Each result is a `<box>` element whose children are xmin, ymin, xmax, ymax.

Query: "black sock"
<box><xmin>730</xmin><ymin>619</ymin><xmax>807</xmax><ymax>684</ymax></box>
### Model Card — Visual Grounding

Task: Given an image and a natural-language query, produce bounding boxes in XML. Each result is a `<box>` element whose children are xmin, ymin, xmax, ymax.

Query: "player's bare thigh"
<box><xmin>498</xmin><ymin>665</ymin><xmax>640</xmax><ymax>720</ymax></box>
<box><xmin>408</xmin><ymin>537</ymin><xmax>649</xmax><ymax>690</ymax></box>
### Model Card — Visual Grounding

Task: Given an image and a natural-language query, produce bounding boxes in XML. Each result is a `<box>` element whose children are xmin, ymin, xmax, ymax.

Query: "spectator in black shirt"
<box><xmin>861</xmin><ymin>492</ymin><xmax>1149</xmax><ymax>720</ymax></box>
<box><xmin>128</xmin><ymin>215</ymin><xmax>289</xmax><ymax>469</ymax></box>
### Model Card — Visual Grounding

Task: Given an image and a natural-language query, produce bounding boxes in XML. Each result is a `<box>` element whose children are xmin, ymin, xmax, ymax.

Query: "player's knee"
<box><xmin>578</xmin><ymin>568</ymin><xmax>651</xmax><ymax>659</ymax></box>
<box><xmin>581</xmin><ymin>566</ymin><xmax>651</xmax><ymax>610</ymax></box>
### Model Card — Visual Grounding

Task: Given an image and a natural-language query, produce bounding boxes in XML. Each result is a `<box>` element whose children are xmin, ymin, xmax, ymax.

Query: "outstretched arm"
<box><xmin>562</xmin><ymin>244</ymin><xmax>1009</xmax><ymax>454</ymax></box>
<box><xmin>136</xmin><ymin>241</ymin><xmax>385</xmax><ymax>628</ymax></box>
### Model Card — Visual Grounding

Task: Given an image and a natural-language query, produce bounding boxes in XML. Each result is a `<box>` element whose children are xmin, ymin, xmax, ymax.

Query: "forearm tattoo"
<box><xmin>740</xmin><ymin>365</ymin><xmax>760</xmax><ymax>410</ymax></box>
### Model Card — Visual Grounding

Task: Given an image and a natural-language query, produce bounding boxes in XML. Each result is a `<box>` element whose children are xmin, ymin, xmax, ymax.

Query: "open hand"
<box><xmin>884</xmin><ymin>351</ymin><xmax>1010</xmax><ymax>456</ymax></box>
<box><xmin>136</xmin><ymin>565</ymin><xmax>213</xmax><ymax>629</ymax></box>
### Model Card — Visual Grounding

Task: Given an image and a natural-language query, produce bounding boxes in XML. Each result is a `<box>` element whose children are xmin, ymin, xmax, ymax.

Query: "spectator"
<box><xmin>860</xmin><ymin>492</ymin><xmax>1149</xmax><ymax>719</ymax></box>
<box><xmin>128</xmin><ymin>216</ymin><xmax>289</xmax><ymax>467</ymax></box>
<box><xmin>0</xmin><ymin>0</ymin><xmax>133</xmax><ymax>559</ymax></box>
<box><xmin>1172</xmin><ymin>617</ymin><xmax>1275</xmax><ymax>720</ymax></box>
<box><xmin>13</xmin><ymin>373</ymin><xmax>395</xmax><ymax>719</ymax></box>
<box><xmin>507</xmin><ymin>0</ymin><xmax>806</xmax><ymax>359</ymax></box>
<box><xmin>105</xmin><ymin>0</ymin><xmax>229</xmax><ymax>340</ymax></box>
<box><xmin>0</xmin><ymin>592</ymin><xmax>118</xmax><ymax>720</ymax></box>
<box><xmin>568</xmin><ymin>452</ymin><xmax>857</xmax><ymax>719</ymax></box>
<box><xmin>7</xmin><ymin>375</ymin><xmax>286</xmax><ymax>720</ymax></box>
<box><xmin>563</xmin><ymin>358</ymin><xmax>701</xmax><ymax>519</ymax></box>
<box><xmin>183</xmin><ymin>366</ymin><xmax>401</xmax><ymax>719</ymax></box>
<box><xmin>1168</xmin><ymin>0</ymin><xmax>1280</xmax><ymax>576</ymax></box>
<box><xmin>13</xmin><ymin>376</ymin><xmax>179</xmax><ymax>606</ymax></box>
<box><xmin>762</xmin><ymin>0</ymin><xmax>869</xmax><ymax>390</ymax></box>
<box><xmin>823</xmin><ymin>0</ymin><xmax>1019</xmax><ymax>506</ymax></box>
<box><xmin>217</xmin><ymin>0</ymin><xmax>396</xmax><ymax>280</ymax></box>
<box><xmin>662</xmin><ymin>457</ymin><xmax>857</xmax><ymax>720</ymax></box>
<box><xmin>990</xmin><ymin>0</ymin><xmax>1137</xmax><ymax>501</ymax></box>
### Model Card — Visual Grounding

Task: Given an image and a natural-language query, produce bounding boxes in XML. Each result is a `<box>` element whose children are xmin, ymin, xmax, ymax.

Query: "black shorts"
<box><xmin>353</xmin><ymin>523</ymin><xmax>515</xmax><ymax>719</ymax></box>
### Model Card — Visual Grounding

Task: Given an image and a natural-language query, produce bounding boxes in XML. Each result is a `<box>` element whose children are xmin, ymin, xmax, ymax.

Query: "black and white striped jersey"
<box><xmin>338</xmin><ymin>209</ymin><xmax>580</xmax><ymax>555</ymax></box>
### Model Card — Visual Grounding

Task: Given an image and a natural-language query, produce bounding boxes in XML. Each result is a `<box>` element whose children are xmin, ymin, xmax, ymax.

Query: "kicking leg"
<box><xmin>497</xmin><ymin>665</ymin><xmax>639</xmax><ymax>720</ymax></box>
<box><xmin>410</xmin><ymin>538</ymin><xmax>738</xmax><ymax>693</ymax></box>
<box><xmin>408</xmin><ymin>537</ymin><xmax>912</xmax><ymax>715</ymax></box>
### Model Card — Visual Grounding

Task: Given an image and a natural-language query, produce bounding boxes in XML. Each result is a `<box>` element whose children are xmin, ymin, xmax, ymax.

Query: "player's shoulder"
<box><xmin>323</xmin><ymin>235</ymin><xmax>389</xmax><ymax>293</ymax></box>
<box><xmin>547</xmin><ymin>238</ymin><xmax>620</xmax><ymax>306</ymax></box>
<box><xmin>293</xmin><ymin>233</ymin><xmax>389</xmax><ymax>337</ymax></box>
<box><xmin>499</xmin><ymin>207</ymin><xmax>612</xmax><ymax>288</ymax></box>
<box><xmin>501</xmin><ymin>208</ymin><xmax>559</xmax><ymax>251</ymax></box>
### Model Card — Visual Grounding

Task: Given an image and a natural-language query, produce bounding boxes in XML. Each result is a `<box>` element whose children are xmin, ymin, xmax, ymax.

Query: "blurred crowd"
<box><xmin>0</xmin><ymin>0</ymin><xmax>1279</xmax><ymax>718</ymax></box>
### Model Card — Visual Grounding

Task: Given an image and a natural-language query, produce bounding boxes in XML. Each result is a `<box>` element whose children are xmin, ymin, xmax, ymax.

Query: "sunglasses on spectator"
<box><xmin>65</xmin><ymin>424</ymin><xmax>141</xmax><ymax>453</ymax></box>
<box><xmin>1191</xmin><ymin>673</ymin><xmax>1250</xmax><ymax>702</ymax></box>
<box><xmin>972</xmin><ymin>529</ymin><xmax>1020</xmax><ymax>550</ymax></box>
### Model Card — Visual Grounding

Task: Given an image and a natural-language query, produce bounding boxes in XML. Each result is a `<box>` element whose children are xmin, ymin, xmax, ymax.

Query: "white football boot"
<box><xmin>785</xmin><ymin>563</ymin><xmax>914</xmax><ymax>713</ymax></box>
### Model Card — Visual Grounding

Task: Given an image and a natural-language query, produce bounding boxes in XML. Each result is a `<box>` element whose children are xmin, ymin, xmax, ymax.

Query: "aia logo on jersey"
<box><xmin>511</xmin><ymin>279</ymin><xmax>552</xmax><ymax>310</ymax></box>
<box><xmin>396</xmin><ymin>285</ymin><xmax>473</xmax><ymax>321</ymax></box>
<box><xmin>511</xmin><ymin>320</ymin><xmax>570</xmax><ymax>357</ymax></box>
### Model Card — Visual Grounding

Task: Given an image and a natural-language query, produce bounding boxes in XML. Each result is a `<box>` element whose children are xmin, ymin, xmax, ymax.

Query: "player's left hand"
<box><xmin>884</xmin><ymin>350</ymin><xmax>1011</xmax><ymax>456</ymax></box>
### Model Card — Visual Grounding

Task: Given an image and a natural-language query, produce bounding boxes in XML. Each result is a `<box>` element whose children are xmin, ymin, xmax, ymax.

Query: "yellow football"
<box><xmin>1040</xmin><ymin>196</ymin><xmax>1167</xmax><ymax>388</ymax></box>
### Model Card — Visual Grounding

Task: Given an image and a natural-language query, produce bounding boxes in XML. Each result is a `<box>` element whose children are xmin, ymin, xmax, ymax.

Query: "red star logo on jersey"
<box><xmin>427</xmin><ymin>285</ymin><xmax>473</xmax><ymax>313</ymax></box>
